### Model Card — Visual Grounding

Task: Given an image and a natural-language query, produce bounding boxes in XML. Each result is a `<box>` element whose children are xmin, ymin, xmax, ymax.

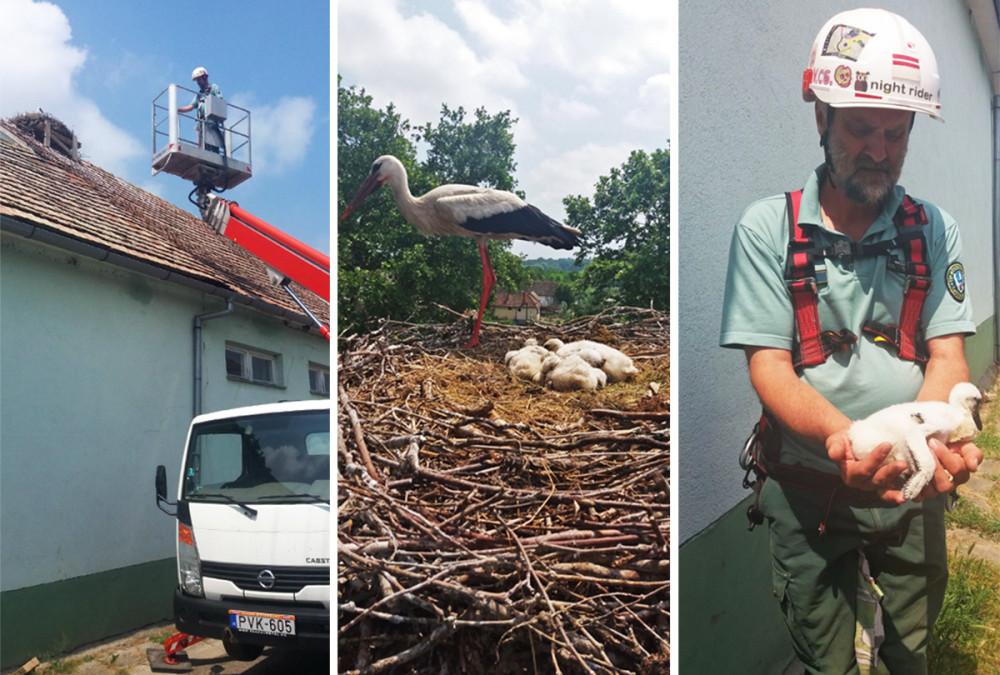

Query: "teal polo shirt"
<box><xmin>720</xmin><ymin>166</ymin><xmax>975</xmax><ymax>473</ymax></box>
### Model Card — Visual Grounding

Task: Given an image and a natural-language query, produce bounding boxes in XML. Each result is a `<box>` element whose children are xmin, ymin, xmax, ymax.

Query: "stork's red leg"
<box><xmin>462</xmin><ymin>243</ymin><xmax>495</xmax><ymax>348</ymax></box>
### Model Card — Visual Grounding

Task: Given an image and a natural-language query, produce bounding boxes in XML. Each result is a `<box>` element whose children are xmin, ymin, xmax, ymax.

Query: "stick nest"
<box><xmin>338</xmin><ymin>307</ymin><xmax>670</xmax><ymax>674</ymax></box>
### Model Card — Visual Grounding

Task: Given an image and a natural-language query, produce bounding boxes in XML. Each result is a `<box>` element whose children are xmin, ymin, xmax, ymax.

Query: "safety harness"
<box><xmin>743</xmin><ymin>190</ymin><xmax>932</xmax><ymax>534</ymax></box>
<box><xmin>785</xmin><ymin>189</ymin><xmax>932</xmax><ymax>368</ymax></box>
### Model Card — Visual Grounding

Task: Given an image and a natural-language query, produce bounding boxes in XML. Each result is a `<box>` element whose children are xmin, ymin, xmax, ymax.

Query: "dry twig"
<box><xmin>338</xmin><ymin>308</ymin><xmax>670</xmax><ymax>674</ymax></box>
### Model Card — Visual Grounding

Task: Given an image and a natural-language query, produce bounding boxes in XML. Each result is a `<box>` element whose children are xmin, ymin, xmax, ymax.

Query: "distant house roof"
<box><xmin>530</xmin><ymin>280</ymin><xmax>557</xmax><ymax>297</ymax></box>
<box><xmin>0</xmin><ymin>115</ymin><xmax>328</xmax><ymax>330</ymax></box>
<box><xmin>494</xmin><ymin>291</ymin><xmax>542</xmax><ymax>309</ymax></box>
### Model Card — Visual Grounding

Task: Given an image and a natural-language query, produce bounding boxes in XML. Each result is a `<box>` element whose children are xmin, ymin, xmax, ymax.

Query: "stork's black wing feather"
<box><xmin>462</xmin><ymin>204</ymin><xmax>580</xmax><ymax>250</ymax></box>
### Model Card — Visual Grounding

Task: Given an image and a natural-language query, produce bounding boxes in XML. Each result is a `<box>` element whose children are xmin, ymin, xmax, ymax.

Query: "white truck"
<box><xmin>155</xmin><ymin>399</ymin><xmax>330</xmax><ymax>661</ymax></box>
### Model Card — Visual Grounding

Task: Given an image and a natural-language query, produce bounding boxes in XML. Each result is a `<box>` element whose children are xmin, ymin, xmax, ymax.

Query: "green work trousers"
<box><xmin>760</xmin><ymin>478</ymin><xmax>948</xmax><ymax>674</ymax></box>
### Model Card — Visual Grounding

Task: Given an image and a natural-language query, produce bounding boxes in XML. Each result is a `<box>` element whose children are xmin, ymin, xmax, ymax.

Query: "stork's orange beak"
<box><xmin>340</xmin><ymin>174</ymin><xmax>383</xmax><ymax>220</ymax></box>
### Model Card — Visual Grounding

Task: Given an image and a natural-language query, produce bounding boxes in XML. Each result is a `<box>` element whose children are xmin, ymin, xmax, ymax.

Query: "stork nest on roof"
<box><xmin>9</xmin><ymin>111</ymin><xmax>80</xmax><ymax>155</ymax></box>
<box><xmin>337</xmin><ymin>307</ymin><xmax>670</xmax><ymax>675</ymax></box>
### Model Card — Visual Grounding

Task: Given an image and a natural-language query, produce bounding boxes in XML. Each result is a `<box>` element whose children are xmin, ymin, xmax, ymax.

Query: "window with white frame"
<box><xmin>309</xmin><ymin>363</ymin><xmax>330</xmax><ymax>396</ymax></box>
<box><xmin>225</xmin><ymin>344</ymin><xmax>281</xmax><ymax>386</ymax></box>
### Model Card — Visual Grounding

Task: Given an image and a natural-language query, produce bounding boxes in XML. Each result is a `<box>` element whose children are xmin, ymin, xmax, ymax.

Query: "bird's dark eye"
<box><xmin>370</xmin><ymin>162</ymin><xmax>382</xmax><ymax>175</ymax></box>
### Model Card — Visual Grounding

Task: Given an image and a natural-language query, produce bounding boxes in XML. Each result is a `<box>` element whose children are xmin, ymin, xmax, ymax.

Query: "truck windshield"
<box><xmin>182</xmin><ymin>409</ymin><xmax>330</xmax><ymax>504</ymax></box>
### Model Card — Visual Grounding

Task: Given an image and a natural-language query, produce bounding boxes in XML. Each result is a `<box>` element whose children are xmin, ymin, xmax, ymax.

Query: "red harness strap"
<box><xmin>784</xmin><ymin>191</ymin><xmax>930</xmax><ymax>368</ymax></box>
<box><xmin>892</xmin><ymin>198</ymin><xmax>931</xmax><ymax>361</ymax></box>
<box><xmin>785</xmin><ymin>191</ymin><xmax>829</xmax><ymax>367</ymax></box>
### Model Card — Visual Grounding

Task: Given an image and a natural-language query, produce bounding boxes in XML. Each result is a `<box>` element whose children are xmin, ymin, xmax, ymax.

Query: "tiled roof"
<box><xmin>494</xmin><ymin>291</ymin><xmax>541</xmax><ymax>309</ymax></box>
<box><xmin>0</xmin><ymin>117</ymin><xmax>328</xmax><ymax>329</ymax></box>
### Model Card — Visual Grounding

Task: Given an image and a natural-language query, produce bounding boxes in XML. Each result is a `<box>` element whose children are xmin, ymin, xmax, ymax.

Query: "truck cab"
<box><xmin>156</xmin><ymin>399</ymin><xmax>330</xmax><ymax>659</ymax></box>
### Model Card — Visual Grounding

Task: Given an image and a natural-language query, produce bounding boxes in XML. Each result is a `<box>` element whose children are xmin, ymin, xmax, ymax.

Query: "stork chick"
<box><xmin>504</xmin><ymin>338</ymin><xmax>550</xmax><ymax>382</ymax></box>
<box><xmin>847</xmin><ymin>382</ymin><xmax>983</xmax><ymax>500</ymax></box>
<box><xmin>544</xmin><ymin>338</ymin><xmax>639</xmax><ymax>383</ymax></box>
<box><xmin>540</xmin><ymin>353</ymin><xmax>607</xmax><ymax>392</ymax></box>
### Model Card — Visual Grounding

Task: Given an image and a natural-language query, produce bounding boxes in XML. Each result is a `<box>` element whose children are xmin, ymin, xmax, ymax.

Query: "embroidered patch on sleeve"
<box><xmin>945</xmin><ymin>262</ymin><xmax>966</xmax><ymax>302</ymax></box>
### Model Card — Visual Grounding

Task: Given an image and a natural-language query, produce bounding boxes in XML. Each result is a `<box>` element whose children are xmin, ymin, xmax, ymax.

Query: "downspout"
<box><xmin>993</xmin><ymin>94</ymin><xmax>999</xmax><ymax>367</ymax></box>
<box><xmin>193</xmin><ymin>301</ymin><xmax>234</xmax><ymax>417</ymax></box>
<box><xmin>965</xmin><ymin>0</ymin><xmax>1000</xmax><ymax>368</ymax></box>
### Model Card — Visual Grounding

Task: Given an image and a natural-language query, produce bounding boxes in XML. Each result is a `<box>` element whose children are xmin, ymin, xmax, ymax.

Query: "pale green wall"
<box><xmin>0</xmin><ymin>233</ymin><xmax>328</xmax><ymax>667</ymax></box>
<box><xmin>678</xmin><ymin>496</ymin><xmax>795</xmax><ymax>674</ymax></box>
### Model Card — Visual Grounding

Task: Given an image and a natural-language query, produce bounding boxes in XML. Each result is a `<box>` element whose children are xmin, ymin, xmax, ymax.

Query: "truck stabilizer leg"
<box><xmin>146</xmin><ymin>632</ymin><xmax>206</xmax><ymax>673</ymax></box>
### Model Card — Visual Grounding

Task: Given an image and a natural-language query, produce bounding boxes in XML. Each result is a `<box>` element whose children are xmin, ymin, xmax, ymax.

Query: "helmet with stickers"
<box><xmin>803</xmin><ymin>8</ymin><xmax>942</xmax><ymax>121</ymax></box>
<box><xmin>191</xmin><ymin>67</ymin><xmax>208</xmax><ymax>81</ymax></box>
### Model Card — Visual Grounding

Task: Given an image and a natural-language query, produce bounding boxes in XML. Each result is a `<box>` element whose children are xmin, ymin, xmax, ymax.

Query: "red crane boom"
<box><xmin>201</xmin><ymin>194</ymin><xmax>330</xmax><ymax>339</ymax></box>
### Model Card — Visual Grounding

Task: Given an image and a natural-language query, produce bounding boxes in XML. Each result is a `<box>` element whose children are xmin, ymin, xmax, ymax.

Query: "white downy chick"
<box><xmin>504</xmin><ymin>338</ymin><xmax>550</xmax><ymax>382</ymax></box>
<box><xmin>847</xmin><ymin>382</ymin><xmax>983</xmax><ymax>501</ymax></box>
<box><xmin>543</xmin><ymin>338</ymin><xmax>638</xmax><ymax>383</ymax></box>
<box><xmin>541</xmin><ymin>352</ymin><xmax>607</xmax><ymax>392</ymax></box>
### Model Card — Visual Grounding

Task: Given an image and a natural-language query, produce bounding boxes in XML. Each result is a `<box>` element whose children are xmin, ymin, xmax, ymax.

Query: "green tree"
<box><xmin>565</xmin><ymin>147</ymin><xmax>669</xmax><ymax>312</ymax></box>
<box><xmin>417</xmin><ymin>105</ymin><xmax>519</xmax><ymax>193</ymax></box>
<box><xmin>337</xmin><ymin>83</ymin><xmax>530</xmax><ymax>337</ymax></box>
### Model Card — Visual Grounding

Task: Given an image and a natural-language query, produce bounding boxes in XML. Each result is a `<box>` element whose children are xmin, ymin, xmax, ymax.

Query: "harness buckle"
<box><xmin>785</xmin><ymin>276</ymin><xmax>819</xmax><ymax>295</ymax></box>
<box><xmin>904</xmin><ymin>274</ymin><xmax>932</xmax><ymax>293</ymax></box>
<box><xmin>832</xmin><ymin>239</ymin><xmax>853</xmax><ymax>261</ymax></box>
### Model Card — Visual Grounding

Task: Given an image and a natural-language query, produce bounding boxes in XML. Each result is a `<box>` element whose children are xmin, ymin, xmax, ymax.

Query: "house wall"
<box><xmin>676</xmin><ymin>1</ymin><xmax>997</xmax><ymax>672</ymax></box>
<box><xmin>0</xmin><ymin>234</ymin><xmax>328</xmax><ymax>666</ymax></box>
<box><xmin>495</xmin><ymin>306</ymin><xmax>540</xmax><ymax>322</ymax></box>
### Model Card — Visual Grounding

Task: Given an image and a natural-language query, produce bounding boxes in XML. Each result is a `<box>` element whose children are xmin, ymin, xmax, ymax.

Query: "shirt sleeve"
<box><xmin>719</xmin><ymin>198</ymin><xmax>796</xmax><ymax>351</ymax></box>
<box><xmin>921</xmin><ymin>204</ymin><xmax>976</xmax><ymax>340</ymax></box>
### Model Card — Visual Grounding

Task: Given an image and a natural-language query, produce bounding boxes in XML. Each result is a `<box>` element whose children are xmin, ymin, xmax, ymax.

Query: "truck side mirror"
<box><xmin>155</xmin><ymin>465</ymin><xmax>176</xmax><ymax>515</ymax></box>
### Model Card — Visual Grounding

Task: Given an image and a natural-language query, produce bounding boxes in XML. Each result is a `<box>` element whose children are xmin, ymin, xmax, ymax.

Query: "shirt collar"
<box><xmin>798</xmin><ymin>165</ymin><xmax>905</xmax><ymax>240</ymax></box>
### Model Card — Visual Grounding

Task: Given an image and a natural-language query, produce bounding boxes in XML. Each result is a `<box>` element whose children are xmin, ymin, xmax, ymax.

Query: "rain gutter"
<box><xmin>1</xmin><ymin>215</ymin><xmax>323</xmax><ymax>409</ymax></box>
<box><xmin>1</xmin><ymin>215</ymin><xmax>317</xmax><ymax>326</ymax></box>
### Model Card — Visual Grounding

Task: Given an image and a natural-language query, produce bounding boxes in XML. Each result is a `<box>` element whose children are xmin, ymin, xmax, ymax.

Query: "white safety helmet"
<box><xmin>191</xmin><ymin>67</ymin><xmax>208</xmax><ymax>81</ymax></box>
<box><xmin>803</xmin><ymin>8</ymin><xmax>942</xmax><ymax>121</ymax></box>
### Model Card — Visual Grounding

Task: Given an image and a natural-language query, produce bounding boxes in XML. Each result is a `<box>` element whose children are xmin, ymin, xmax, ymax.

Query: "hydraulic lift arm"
<box><xmin>201</xmin><ymin>193</ymin><xmax>330</xmax><ymax>339</ymax></box>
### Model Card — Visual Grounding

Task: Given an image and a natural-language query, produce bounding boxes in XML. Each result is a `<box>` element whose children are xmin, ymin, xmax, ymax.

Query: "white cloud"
<box><xmin>523</xmin><ymin>141</ymin><xmax>637</xmax><ymax>219</ymax></box>
<box><xmin>454</xmin><ymin>0</ymin><xmax>671</xmax><ymax>94</ymax></box>
<box><xmin>0</xmin><ymin>0</ymin><xmax>144</xmax><ymax>174</ymax></box>
<box><xmin>542</xmin><ymin>97</ymin><xmax>600</xmax><ymax>122</ymax></box>
<box><xmin>232</xmin><ymin>95</ymin><xmax>317</xmax><ymax>175</ymax></box>
<box><xmin>625</xmin><ymin>72</ymin><xmax>670</xmax><ymax>131</ymax></box>
<box><xmin>338</xmin><ymin>0</ymin><xmax>526</xmax><ymax>126</ymax></box>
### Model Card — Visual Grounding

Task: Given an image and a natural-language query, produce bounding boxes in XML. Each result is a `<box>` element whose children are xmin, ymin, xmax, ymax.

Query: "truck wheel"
<box><xmin>223</xmin><ymin>640</ymin><xmax>264</xmax><ymax>661</ymax></box>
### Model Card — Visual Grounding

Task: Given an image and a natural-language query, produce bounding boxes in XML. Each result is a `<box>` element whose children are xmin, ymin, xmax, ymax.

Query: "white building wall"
<box><xmin>678</xmin><ymin>0</ymin><xmax>997</xmax><ymax>542</ymax></box>
<box><xmin>0</xmin><ymin>235</ymin><xmax>329</xmax><ymax>591</ymax></box>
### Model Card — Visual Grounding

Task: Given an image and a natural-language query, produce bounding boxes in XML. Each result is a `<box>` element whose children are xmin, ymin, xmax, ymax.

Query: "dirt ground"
<box><xmin>1</xmin><ymin>625</ymin><xmax>329</xmax><ymax>675</ymax></box>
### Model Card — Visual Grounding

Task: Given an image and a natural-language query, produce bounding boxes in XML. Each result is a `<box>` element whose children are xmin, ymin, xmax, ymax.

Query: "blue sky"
<box><xmin>2</xmin><ymin>0</ymin><xmax>672</xmax><ymax>262</ymax></box>
<box><xmin>337</xmin><ymin>0</ymin><xmax>673</xmax><ymax>258</ymax></box>
<box><xmin>0</xmin><ymin>0</ymin><xmax>331</xmax><ymax>254</ymax></box>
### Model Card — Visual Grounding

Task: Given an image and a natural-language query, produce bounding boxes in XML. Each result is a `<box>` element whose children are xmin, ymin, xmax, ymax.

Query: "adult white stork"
<box><xmin>340</xmin><ymin>155</ymin><xmax>582</xmax><ymax>348</ymax></box>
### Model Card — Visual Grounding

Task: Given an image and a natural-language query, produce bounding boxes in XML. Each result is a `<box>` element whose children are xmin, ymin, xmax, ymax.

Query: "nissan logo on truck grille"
<box><xmin>201</xmin><ymin>561</ymin><xmax>330</xmax><ymax>593</ymax></box>
<box><xmin>257</xmin><ymin>569</ymin><xmax>276</xmax><ymax>589</ymax></box>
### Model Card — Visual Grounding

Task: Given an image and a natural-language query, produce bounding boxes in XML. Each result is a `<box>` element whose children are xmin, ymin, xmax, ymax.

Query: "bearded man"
<box><xmin>719</xmin><ymin>8</ymin><xmax>982</xmax><ymax>674</ymax></box>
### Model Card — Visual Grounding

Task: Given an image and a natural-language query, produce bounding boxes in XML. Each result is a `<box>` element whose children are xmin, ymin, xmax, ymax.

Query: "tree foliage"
<box><xmin>417</xmin><ymin>105</ymin><xmax>519</xmax><ymax>193</ymax></box>
<box><xmin>565</xmin><ymin>147</ymin><xmax>670</xmax><ymax>312</ymax></box>
<box><xmin>337</xmin><ymin>82</ymin><xmax>529</xmax><ymax>336</ymax></box>
<box><xmin>337</xmin><ymin>78</ymin><xmax>670</xmax><ymax>336</ymax></box>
